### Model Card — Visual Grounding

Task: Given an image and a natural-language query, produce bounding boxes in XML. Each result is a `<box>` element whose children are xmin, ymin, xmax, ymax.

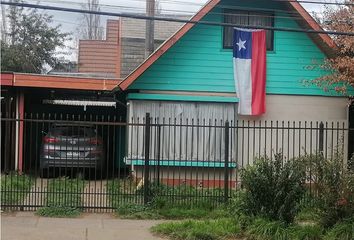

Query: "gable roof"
<box><xmin>118</xmin><ymin>0</ymin><xmax>336</xmax><ymax>91</ymax></box>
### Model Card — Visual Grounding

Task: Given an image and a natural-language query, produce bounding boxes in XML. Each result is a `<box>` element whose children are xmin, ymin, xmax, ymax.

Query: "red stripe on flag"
<box><xmin>251</xmin><ymin>31</ymin><xmax>266</xmax><ymax>115</ymax></box>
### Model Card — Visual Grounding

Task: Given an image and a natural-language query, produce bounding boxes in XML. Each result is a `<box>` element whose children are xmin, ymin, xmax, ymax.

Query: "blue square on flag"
<box><xmin>233</xmin><ymin>30</ymin><xmax>252</xmax><ymax>59</ymax></box>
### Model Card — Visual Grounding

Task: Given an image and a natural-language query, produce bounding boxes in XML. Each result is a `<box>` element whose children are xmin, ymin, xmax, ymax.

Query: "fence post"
<box><xmin>144</xmin><ymin>113</ymin><xmax>151</xmax><ymax>204</ymax></box>
<box><xmin>224</xmin><ymin>121</ymin><xmax>230</xmax><ymax>204</ymax></box>
<box><xmin>156</xmin><ymin>124</ymin><xmax>161</xmax><ymax>186</ymax></box>
<box><xmin>319</xmin><ymin>122</ymin><xmax>324</xmax><ymax>153</ymax></box>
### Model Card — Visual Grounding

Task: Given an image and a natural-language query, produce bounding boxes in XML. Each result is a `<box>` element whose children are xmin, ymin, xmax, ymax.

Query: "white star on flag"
<box><xmin>236</xmin><ymin>38</ymin><xmax>246</xmax><ymax>51</ymax></box>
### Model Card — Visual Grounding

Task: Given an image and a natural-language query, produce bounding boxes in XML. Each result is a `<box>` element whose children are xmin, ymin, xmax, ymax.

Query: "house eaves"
<box><xmin>1</xmin><ymin>72</ymin><xmax>122</xmax><ymax>91</ymax></box>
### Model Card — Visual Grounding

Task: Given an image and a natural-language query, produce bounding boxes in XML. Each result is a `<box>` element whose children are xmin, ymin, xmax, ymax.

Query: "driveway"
<box><xmin>1</xmin><ymin>212</ymin><xmax>167</xmax><ymax>240</ymax></box>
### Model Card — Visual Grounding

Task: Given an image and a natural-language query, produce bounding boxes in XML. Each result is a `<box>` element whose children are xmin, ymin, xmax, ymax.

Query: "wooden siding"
<box><xmin>129</xmin><ymin>0</ymin><xmax>335</xmax><ymax>98</ymax></box>
<box><xmin>121</xmin><ymin>38</ymin><xmax>164</xmax><ymax>78</ymax></box>
<box><xmin>4</xmin><ymin>73</ymin><xmax>121</xmax><ymax>91</ymax></box>
<box><xmin>128</xmin><ymin>92</ymin><xmax>238</xmax><ymax>102</ymax></box>
<box><xmin>78</xmin><ymin>20</ymin><xmax>121</xmax><ymax>78</ymax></box>
<box><xmin>0</xmin><ymin>73</ymin><xmax>14</xmax><ymax>86</ymax></box>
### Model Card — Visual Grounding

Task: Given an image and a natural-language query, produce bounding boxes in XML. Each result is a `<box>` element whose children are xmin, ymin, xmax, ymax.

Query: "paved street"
<box><xmin>1</xmin><ymin>212</ymin><xmax>167</xmax><ymax>240</ymax></box>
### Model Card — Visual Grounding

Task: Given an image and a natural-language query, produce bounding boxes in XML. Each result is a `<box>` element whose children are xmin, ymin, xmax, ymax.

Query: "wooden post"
<box><xmin>145</xmin><ymin>0</ymin><xmax>155</xmax><ymax>58</ymax></box>
<box><xmin>18</xmin><ymin>92</ymin><xmax>24</xmax><ymax>173</ymax></box>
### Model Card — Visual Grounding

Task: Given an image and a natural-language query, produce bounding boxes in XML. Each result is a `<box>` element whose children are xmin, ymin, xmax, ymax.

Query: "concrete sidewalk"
<box><xmin>1</xmin><ymin>212</ymin><xmax>167</xmax><ymax>240</ymax></box>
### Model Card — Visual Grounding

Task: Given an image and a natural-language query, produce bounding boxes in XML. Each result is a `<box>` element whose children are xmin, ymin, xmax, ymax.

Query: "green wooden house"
<box><xmin>115</xmin><ymin>0</ymin><xmax>351</xmax><ymax>184</ymax></box>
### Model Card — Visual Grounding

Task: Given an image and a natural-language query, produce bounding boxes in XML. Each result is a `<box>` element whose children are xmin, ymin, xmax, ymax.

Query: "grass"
<box><xmin>36</xmin><ymin>206</ymin><xmax>81</xmax><ymax>217</ymax></box>
<box><xmin>151</xmin><ymin>216</ymin><xmax>335</xmax><ymax>240</ymax></box>
<box><xmin>246</xmin><ymin>218</ymin><xmax>289</xmax><ymax>240</ymax></box>
<box><xmin>151</xmin><ymin>218</ymin><xmax>241</xmax><ymax>240</ymax></box>
<box><xmin>295</xmin><ymin>206</ymin><xmax>321</xmax><ymax>223</ymax></box>
<box><xmin>115</xmin><ymin>202</ymin><xmax>229</xmax><ymax>220</ymax></box>
<box><xmin>36</xmin><ymin>177</ymin><xmax>86</xmax><ymax>217</ymax></box>
<box><xmin>107</xmin><ymin>179</ymin><xmax>227</xmax><ymax>219</ymax></box>
<box><xmin>106</xmin><ymin>179</ymin><xmax>144</xmax><ymax>207</ymax></box>
<box><xmin>288</xmin><ymin>225</ymin><xmax>324</xmax><ymax>240</ymax></box>
<box><xmin>151</xmin><ymin>208</ymin><xmax>351</xmax><ymax>240</ymax></box>
<box><xmin>29</xmin><ymin>176</ymin><xmax>347</xmax><ymax>239</ymax></box>
<box><xmin>324</xmin><ymin>219</ymin><xmax>354</xmax><ymax>240</ymax></box>
<box><xmin>0</xmin><ymin>173</ymin><xmax>33</xmax><ymax>206</ymax></box>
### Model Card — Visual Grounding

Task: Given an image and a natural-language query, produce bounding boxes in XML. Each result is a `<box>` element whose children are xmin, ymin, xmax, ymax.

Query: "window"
<box><xmin>126</xmin><ymin>100</ymin><xmax>237</xmax><ymax>164</ymax></box>
<box><xmin>223</xmin><ymin>9</ymin><xmax>274</xmax><ymax>51</ymax></box>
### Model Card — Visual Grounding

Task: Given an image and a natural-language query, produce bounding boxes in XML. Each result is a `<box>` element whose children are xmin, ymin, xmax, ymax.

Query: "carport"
<box><xmin>1</xmin><ymin>72</ymin><xmax>125</xmax><ymax>174</ymax></box>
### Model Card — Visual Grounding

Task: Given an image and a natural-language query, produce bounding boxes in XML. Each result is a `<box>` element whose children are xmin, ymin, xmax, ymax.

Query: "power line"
<box><xmin>274</xmin><ymin>0</ymin><xmax>354</xmax><ymax>6</ymax></box>
<box><xmin>26</xmin><ymin>0</ymin><xmax>354</xmax><ymax>31</ymax></box>
<box><xmin>2</xmin><ymin>1</ymin><xmax>354</xmax><ymax>36</ymax></box>
<box><xmin>29</xmin><ymin>0</ymin><xmax>325</xmax><ymax>23</ymax></box>
<box><xmin>30</xmin><ymin>0</ymin><xmax>353</xmax><ymax>32</ymax></box>
<box><xmin>29</xmin><ymin>0</ymin><xmax>354</xmax><ymax>19</ymax></box>
<box><xmin>24</xmin><ymin>0</ymin><xmax>330</xmax><ymax>34</ymax></box>
<box><xmin>52</xmin><ymin>0</ymin><xmax>352</xmax><ymax>7</ymax></box>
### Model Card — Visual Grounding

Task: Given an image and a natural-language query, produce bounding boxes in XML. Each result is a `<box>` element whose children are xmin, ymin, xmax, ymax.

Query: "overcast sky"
<box><xmin>22</xmin><ymin>0</ymin><xmax>334</xmax><ymax>35</ymax></box>
<box><xmin>15</xmin><ymin>0</ymin><xmax>338</xmax><ymax>63</ymax></box>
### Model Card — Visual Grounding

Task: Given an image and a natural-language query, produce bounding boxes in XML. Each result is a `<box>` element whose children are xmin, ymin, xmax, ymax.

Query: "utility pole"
<box><xmin>145</xmin><ymin>0</ymin><xmax>155</xmax><ymax>58</ymax></box>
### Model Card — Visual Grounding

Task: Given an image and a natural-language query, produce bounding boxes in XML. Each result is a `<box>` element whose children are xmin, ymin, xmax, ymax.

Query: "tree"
<box><xmin>1</xmin><ymin>2</ymin><xmax>69</xmax><ymax>73</ymax></box>
<box><xmin>155</xmin><ymin>0</ymin><xmax>162</xmax><ymax>15</ymax></box>
<box><xmin>313</xmin><ymin>0</ymin><xmax>354</xmax><ymax>94</ymax></box>
<box><xmin>1</xmin><ymin>4</ymin><xmax>7</xmax><ymax>42</ymax></box>
<box><xmin>79</xmin><ymin>0</ymin><xmax>103</xmax><ymax>40</ymax></box>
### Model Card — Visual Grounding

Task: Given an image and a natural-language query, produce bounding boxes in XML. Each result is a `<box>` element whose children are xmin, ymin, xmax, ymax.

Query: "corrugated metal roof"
<box><xmin>43</xmin><ymin>100</ymin><xmax>116</xmax><ymax>108</ymax></box>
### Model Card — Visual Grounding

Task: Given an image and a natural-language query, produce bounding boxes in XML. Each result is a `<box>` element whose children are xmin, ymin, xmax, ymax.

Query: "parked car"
<box><xmin>40</xmin><ymin>123</ymin><xmax>105</xmax><ymax>177</ymax></box>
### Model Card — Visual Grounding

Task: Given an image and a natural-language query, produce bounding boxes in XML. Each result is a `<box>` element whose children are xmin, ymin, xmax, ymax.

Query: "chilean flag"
<box><xmin>233</xmin><ymin>28</ymin><xmax>266</xmax><ymax>115</ymax></box>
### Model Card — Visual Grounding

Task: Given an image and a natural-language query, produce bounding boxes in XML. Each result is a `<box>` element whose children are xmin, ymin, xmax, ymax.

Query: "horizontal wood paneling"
<box><xmin>11</xmin><ymin>73</ymin><xmax>121</xmax><ymax>90</ymax></box>
<box><xmin>128</xmin><ymin>93</ymin><xmax>238</xmax><ymax>102</ymax></box>
<box><xmin>0</xmin><ymin>73</ymin><xmax>14</xmax><ymax>86</ymax></box>
<box><xmin>129</xmin><ymin>0</ymin><xmax>338</xmax><ymax>98</ymax></box>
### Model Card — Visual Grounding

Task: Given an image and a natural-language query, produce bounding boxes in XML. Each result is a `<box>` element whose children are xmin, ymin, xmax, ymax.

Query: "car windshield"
<box><xmin>50</xmin><ymin>126</ymin><xmax>96</xmax><ymax>137</ymax></box>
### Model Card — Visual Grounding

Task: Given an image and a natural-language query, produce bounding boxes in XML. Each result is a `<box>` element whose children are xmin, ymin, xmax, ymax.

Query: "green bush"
<box><xmin>288</xmin><ymin>225</ymin><xmax>324</xmax><ymax>240</ymax></box>
<box><xmin>116</xmin><ymin>203</ymin><xmax>162</xmax><ymax>219</ymax></box>
<box><xmin>36</xmin><ymin>178</ymin><xmax>85</xmax><ymax>217</ymax></box>
<box><xmin>245</xmin><ymin>217</ymin><xmax>324</xmax><ymax>240</ymax></box>
<box><xmin>240</xmin><ymin>153</ymin><xmax>306</xmax><ymax>224</ymax></box>
<box><xmin>1</xmin><ymin>173</ymin><xmax>33</xmax><ymax>205</ymax></box>
<box><xmin>324</xmin><ymin>218</ymin><xmax>354</xmax><ymax>240</ymax></box>
<box><xmin>246</xmin><ymin>218</ymin><xmax>289</xmax><ymax>240</ymax></box>
<box><xmin>303</xmin><ymin>154</ymin><xmax>354</xmax><ymax>227</ymax></box>
<box><xmin>135</xmin><ymin>181</ymin><xmax>224</xmax><ymax>209</ymax></box>
<box><xmin>295</xmin><ymin>206</ymin><xmax>321</xmax><ymax>223</ymax></box>
<box><xmin>36</xmin><ymin>206</ymin><xmax>81</xmax><ymax>217</ymax></box>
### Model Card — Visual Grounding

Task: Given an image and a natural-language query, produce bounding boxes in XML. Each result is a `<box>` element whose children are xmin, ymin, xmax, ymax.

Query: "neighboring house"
<box><xmin>78</xmin><ymin>20</ymin><xmax>121</xmax><ymax>78</ymax></box>
<box><xmin>77</xmin><ymin>17</ymin><xmax>188</xmax><ymax>78</ymax></box>
<box><xmin>115</xmin><ymin>0</ymin><xmax>352</xmax><ymax>183</ymax></box>
<box><xmin>120</xmin><ymin>16</ymin><xmax>188</xmax><ymax>77</ymax></box>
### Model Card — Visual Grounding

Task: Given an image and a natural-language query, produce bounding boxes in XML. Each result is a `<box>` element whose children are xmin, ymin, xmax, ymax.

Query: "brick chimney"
<box><xmin>78</xmin><ymin>19</ymin><xmax>121</xmax><ymax>78</ymax></box>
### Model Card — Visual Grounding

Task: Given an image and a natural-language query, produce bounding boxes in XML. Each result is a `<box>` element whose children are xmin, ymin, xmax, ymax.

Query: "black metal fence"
<box><xmin>1</xmin><ymin>112</ymin><xmax>352</xmax><ymax>212</ymax></box>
